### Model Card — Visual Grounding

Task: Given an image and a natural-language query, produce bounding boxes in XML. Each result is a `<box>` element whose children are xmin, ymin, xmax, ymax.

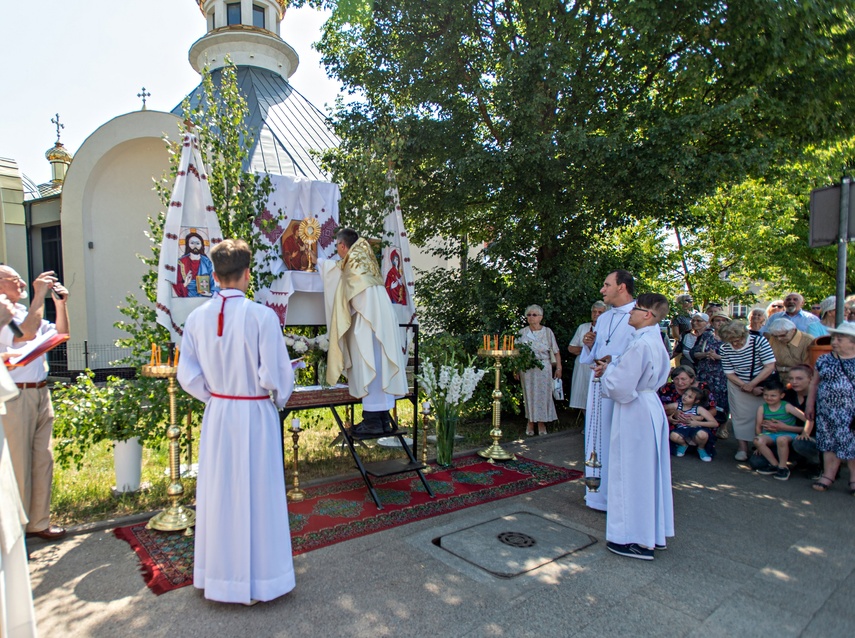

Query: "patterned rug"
<box><xmin>114</xmin><ymin>454</ymin><xmax>581</xmax><ymax>595</ymax></box>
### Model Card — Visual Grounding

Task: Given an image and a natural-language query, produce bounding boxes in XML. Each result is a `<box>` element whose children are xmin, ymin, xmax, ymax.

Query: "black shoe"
<box><xmin>755</xmin><ymin>464</ymin><xmax>778</xmax><ymax>476</ymax></box>
<box><xmin>380</xmin><ymin>411</ymin><xmax>398</xmax><ymax>433</ymax></box>
<box><xmin>606</xmin><ymin>542</ymin><xmax>654</xmax><ymax>561</ymax></box>
<box><xmin>773</xmin><ymin>467</ymin><xmax>791</xmax><ymax>481</ymax></box>
<box><xmin>350</xmin><ymin>412</ymin><xmax>386</xmax><ymax>438</ymax></box>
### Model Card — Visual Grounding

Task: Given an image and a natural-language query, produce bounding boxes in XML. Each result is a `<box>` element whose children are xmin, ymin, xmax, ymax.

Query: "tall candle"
<box><xmin>291</xmin><ymin>417</ymin><xmax>300</xmax><ymax>431</ymax></box>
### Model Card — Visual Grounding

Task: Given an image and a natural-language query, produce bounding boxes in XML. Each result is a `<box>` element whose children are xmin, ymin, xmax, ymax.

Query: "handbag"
<box><xmin>750</xmin><ymin>335</ymin><xmax>780</xmax><ymax>386</ymax></box>
<box><xmin>552</xmin><ymin>377</ymin><xmax>564</xmax><ymax>401</ymax></box>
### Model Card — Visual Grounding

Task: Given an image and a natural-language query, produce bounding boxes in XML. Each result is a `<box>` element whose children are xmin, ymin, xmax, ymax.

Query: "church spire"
<box><xmin>45</xmin><ymin>113</ymin><xmax>72</xmax><ymax>184</ymax></box>
<box><xmin>190</xmin><ymin>0</ymin><xmax>298</xmax><ymax>78</ymax></box>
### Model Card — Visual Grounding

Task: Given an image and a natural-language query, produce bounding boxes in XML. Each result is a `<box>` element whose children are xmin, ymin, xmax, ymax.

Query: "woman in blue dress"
<box><xmin>806</xmin><ymin>323</ymin><xmax>855</xmax><ymax>494</ymax></box>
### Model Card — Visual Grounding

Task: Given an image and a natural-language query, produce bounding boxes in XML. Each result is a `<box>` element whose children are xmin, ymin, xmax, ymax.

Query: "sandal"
<box><xmin>812</xmin><ymin>475</ymin><xmax>835</xmax><ymax>492</ymax></box>
<box><xmin>525</xmin><ymin>426</ymin><xmax>535</xmax><ymax>437</ymax></box>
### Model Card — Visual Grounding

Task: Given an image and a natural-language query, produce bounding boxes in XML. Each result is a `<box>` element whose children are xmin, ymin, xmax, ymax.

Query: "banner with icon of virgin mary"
<box><xmin>381</xmin><ymin>169</ymin><xmax>417</xmax><ymax>328</ymax></box>
<box><xmin>155</xmin><ymin>131</ymin><xmax>223</xmax><ymax>343</ymax></box>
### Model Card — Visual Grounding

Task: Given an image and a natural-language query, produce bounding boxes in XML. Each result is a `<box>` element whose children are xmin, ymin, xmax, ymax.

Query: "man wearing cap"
<box><xmin>762</xmin><ymin>293</ymin><xmax>819</xmax><ymax>334</ymax></box>
<box><xmin>0</xmin><ymin>266</ymin><xmax>69</xmax><ymax>541</ymax></box>
<box><xmin>670</xmin><ymin>294</ymin><xmax>696</xmax><ymax>341</ymax></box>
<box><xmin>766</xmin><ymin>318</ymin><xmax>811</xmax><ymax>386</ymax></box>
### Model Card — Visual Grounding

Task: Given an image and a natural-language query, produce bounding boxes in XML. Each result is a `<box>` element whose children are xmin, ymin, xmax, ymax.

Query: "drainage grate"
<box><xmin>497</xmin><ymin>531</ymin><xmax>536</xmax><ymax>548</ymax></box>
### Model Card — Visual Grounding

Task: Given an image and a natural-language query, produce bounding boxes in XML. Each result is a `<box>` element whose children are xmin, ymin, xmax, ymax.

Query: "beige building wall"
<box><xmin>0</xmin><ymin>158</ymin><xmax>27</xmax><ymax>270</ymax></box>
<box><xmin>61</xmin><ymin>111</ymin><xmax>182</xmax><ymax>366</ymax></box>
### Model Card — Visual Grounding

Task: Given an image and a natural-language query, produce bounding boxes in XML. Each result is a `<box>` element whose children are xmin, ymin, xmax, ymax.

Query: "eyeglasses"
<box><xmin>772</xmin><ymin>304</ymin><xmax>784</xmax><ymax>308</ymax></box>
<box><xmin>630</xmin><ymin>307</ymin><xmax>657</xmax><ymax>318</ymax></box>
<box><xmin>525</xmin><ymin>313</ymin><xmax>541</xmax><ymax>317</ymax></box>
<box><xmin>811</xmin><ymin>306</ymin><xmax>821</xmax><ymax>311</ymax></box>
<box><xmin>0</xmin><ymin>276</ymin><xmax>22</xmax><ymax>282</ymax></box>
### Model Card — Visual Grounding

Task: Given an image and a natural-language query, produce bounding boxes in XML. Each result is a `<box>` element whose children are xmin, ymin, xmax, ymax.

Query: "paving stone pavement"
<box><xmin>27</xmin><ymin>429</ymin><xmax>855</xmax><ymax>637</ymax></box>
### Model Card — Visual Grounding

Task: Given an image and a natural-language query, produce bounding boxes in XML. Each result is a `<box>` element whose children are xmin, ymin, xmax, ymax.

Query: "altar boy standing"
<box><xmin>178</xmin><ymin>239</ymin><xmax>296</xmax><ymax>604</ymax></box>
<box><xmin>593</xmin><ymin>293</ymin><xmax>674</xmax><ymax>560</ymax></box>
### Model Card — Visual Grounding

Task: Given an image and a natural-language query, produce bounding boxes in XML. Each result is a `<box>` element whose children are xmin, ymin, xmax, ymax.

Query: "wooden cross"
<box><xmin>137</xmin><ymin>87</ymin><xmax>151</xmax><ymax>110</ymax></box>
<box><xmin>50</xmin><ymin>113</ymin><xmax>64</xmax><ymax>143</ymax></box>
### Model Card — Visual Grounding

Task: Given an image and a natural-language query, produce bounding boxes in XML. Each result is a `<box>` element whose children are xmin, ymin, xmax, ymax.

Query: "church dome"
<box><xmin>45</xmin><ymin>142</ymin><xmax>72</xmax><ymax>164</ymax></box>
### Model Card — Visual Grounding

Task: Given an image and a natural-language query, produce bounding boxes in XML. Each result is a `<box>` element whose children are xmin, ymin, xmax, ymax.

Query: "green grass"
<box><xmin>51</xmin><ymin>404</ymin><xmax>585</xmax><ymax>527</ymax></box>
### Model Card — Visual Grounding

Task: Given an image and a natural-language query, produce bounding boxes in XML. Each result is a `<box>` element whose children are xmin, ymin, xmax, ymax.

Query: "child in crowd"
<box><xmin>667</xmin><ymin>386</ymin><xmax>718</xmax><ymax>462</ymax></box>
<box><xmin>753</xmin><ymin>379</ymin><xmax>806</xmax><ymax>481</ymax></box>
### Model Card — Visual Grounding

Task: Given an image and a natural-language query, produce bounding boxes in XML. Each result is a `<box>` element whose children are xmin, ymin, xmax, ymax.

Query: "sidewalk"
<box><xmin>28</xmin><ymin>429</ymin><xmax>854</xmax><ymax>637</ymax></box>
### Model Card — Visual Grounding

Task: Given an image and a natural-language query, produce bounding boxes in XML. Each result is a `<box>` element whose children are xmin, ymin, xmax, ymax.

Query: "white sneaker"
<box><xmin>734</xmin><ymin>450</ymin><xmax>748</xmax><ymax>462</ymax></box>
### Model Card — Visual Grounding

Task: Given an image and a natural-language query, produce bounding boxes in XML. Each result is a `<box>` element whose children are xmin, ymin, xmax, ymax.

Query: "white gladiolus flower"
<box><xmin>285</xmin><ymin>337</ymin><xmax>295</xmax><ymax>347</ymax></box>
<box><xmin>293</xmin><ymin>341</ymin><xmax>308</xmax><ymax>354</ymax></box>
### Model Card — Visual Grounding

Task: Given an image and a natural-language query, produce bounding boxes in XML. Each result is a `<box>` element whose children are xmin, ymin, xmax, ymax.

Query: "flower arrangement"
<box><xmin>418</xmin><ymin>353</ymin><xmax>488</xmax><ymax>466</ymax></box>
<box><xmin>284</xmin><ymin>332</ymin><xmax>331</xmax><ymax>386</ymax></box>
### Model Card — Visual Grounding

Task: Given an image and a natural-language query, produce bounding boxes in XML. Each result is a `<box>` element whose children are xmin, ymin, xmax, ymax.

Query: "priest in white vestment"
<box><xmin>578</xmin><ymin>270</ymin><xmax>636</xmax><ymax>511</ymax></box>
<box><xmin>178</xmin><ymin>239</ymin><xmax>296</xmax><ymax>605</ymax></box>
<box><xmin>594</xmin><ymin>293</ymin><xmax>675</xmax><ymax>561</ymax></box>
<box><xmin>322</xmin><ymin>228</ymin><xmax>407</xmax><ymax>436</ymax></box>
<box><xmin>0</xmin><ymin>295</ymin><xmax>37</xmax><ymax>637</ymax></box>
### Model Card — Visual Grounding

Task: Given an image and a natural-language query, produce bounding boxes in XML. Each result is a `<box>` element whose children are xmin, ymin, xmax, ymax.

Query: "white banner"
<box><xmin>253</xmin><ymin>174</ymin><xmax>340</xmax><ymax>325</ymax></box>
<box><xmin>381</xmin><ymin>168</ymin><xmax>418</xmax><ymax>352</ymax></box>
<box><xmin>155</xmin><ymin>132</ymin><xmax>223</xmax><ymax>343</ymax></box>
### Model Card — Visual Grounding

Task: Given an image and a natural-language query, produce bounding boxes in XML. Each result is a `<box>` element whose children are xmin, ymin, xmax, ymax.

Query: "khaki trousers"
<box><xmin>3</xmin><ymin>386</ymin><xmax>54</xmax><ymax>532</ymax></box>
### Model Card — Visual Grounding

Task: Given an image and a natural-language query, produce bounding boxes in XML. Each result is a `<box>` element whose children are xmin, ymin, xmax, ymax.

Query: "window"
<box><xmin>227</xmin><ymin>2</ymin><xmax>241</xmax><ymax>25</ymax></box>
<box><xmin>208</xmin><ymin>9</ymin><xmax>216</xmax><ymax>30</ymax></box>
<box><xmin>253</xmin><ymin>4</ymin><xmax>265</xmax><ymax>29</ymax></box>
<box><xmin>40</xmin><ymin>225</ymin><xmax>63</xmax><ymax>324</ymax></box>
<box><xmin>730</xmin><ymin>302</ymin><xmax>749</xmax><ymax>319</ymax></box>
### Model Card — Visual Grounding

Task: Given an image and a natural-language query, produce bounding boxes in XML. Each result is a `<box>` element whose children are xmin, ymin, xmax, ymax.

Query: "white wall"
<box><xmin>62</xmin><ymin>111</ymin><xmax>182</xmax><ymax>366</ymax></box>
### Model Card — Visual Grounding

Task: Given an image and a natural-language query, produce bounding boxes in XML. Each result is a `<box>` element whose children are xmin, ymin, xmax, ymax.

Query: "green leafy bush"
<box><xmin>52</xmin><ymin>372</ymin><xmax>167</xmax><ymax>470</ymax></box>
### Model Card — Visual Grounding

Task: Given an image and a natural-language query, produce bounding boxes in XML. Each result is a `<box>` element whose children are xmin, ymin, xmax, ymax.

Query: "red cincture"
<box><xmin>217</xmin><ymin>295</ymin><xmax>228</xmax><ymax>337</ymax></box>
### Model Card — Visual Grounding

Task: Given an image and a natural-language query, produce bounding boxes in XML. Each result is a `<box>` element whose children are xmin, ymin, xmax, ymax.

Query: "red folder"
<box><xmin>6</xmin><ymin>332</ymin><xmax>70</xmax><ymax>368</ymax></box>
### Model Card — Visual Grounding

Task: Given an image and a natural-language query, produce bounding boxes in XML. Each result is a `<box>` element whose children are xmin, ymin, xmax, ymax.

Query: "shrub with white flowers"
<box><xmin>418</xmin><ymin>353</ymin><xmax>488</xmax><ymax>465</ymax></box>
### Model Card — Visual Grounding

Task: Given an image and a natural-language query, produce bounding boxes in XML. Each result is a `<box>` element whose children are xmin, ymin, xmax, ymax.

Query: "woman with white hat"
<box><xmin>806</xmin><ymin>322</ymin><xmax>855</xmax><ymax>494</ymax></box>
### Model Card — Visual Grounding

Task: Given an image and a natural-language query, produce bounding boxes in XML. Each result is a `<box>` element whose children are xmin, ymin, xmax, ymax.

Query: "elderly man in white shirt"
<box><xmin>0</xmin><ymin>266</ymin><xmax>69</xmax><ymax>541</ymax></box>
<box><xmin>762</xmin><ymin>292</ymin><xmax>819</xmax><ymax>334</ymax></box>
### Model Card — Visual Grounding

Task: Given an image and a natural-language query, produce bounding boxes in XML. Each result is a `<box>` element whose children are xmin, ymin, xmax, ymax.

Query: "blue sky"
<box><xmin>0</xmin><ymin>0</ymin><xmax>341</xmax><ymax>185</ymax></box>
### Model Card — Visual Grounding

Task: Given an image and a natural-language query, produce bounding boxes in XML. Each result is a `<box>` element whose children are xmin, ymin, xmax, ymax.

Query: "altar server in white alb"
<box><xmin>0</xmin><ymin>296</ymin><xmax>38</xmax><ymax>638</ymax></box>
<box><xmin>178</xmin><ymin>239</ymin><xmax>296</xmax><ymax>605</ymax></box>
<box><xmin>578</xmin><ymin>270</ymin><xmax>636</xmax><ymax>511</ymax></box>
<box><xmin>593</xmin><ymin>293</ymin><xmax>674</xmax><ymax>561</ymax></box>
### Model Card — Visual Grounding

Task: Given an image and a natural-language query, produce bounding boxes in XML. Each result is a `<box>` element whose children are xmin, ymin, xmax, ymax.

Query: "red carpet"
<box><xmin>114</xmin><ymin>454</ymin><xmax>581</xmax><ymax>594</ymax></box>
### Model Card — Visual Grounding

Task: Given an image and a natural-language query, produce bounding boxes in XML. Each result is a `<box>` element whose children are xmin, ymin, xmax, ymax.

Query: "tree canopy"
<box><xmin>294</xmin><ymin>0</ymin><xmax>855</xmax><ymax>339</ymax></box>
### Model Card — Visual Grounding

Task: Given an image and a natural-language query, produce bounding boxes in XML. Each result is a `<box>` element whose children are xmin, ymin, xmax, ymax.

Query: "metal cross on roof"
<box><xmin>137</xmin><ymin>87</ymin><xmax>151</xmax><ymax>110</ymax></box>
<box><xmin>50</xmin><ymin>113</ymin><xmax>64</xmax><ymax>143</ymax></box>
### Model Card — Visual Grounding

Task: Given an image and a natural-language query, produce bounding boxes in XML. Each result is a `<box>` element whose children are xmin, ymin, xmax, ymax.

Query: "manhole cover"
<box><xmin>497</xmin><ymin>531</ymin><xmax>536</xmax><ymax>548</ymax></box>
<box><xmin>433</xmin><ymin>512</ymin><xmax>596</xmax><ymax>578</ymax></box>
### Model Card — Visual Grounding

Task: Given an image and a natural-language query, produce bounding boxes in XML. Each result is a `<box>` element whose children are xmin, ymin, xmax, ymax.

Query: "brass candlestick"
<box><xmin>286</xmin><ymin>422</ymin><xmax>307</xmax><ymax>502</ymax></box>
<box><xmin>142</xmin><ymin>364</ymin><xmax>196</xmax><ymax>535</ymax></box>
<box><xmin>419</xmin><ymin>402</ymin><xmax>432</xmax><ymax>474</ymax></box>
<box><xmin>476</xmin><ymin>348</ymin><xmax>517</xmax><ymax>463</ymax></box>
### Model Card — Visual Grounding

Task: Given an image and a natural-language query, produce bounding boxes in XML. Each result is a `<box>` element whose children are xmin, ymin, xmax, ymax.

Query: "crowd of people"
<box><xmin>517</xmin><ymin>279</ymin><xmax>855</xmax><ymax>560</ymax></box>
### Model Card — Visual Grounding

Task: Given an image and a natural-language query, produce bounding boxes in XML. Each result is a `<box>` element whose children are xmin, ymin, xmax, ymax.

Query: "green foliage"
<box><xmin>52</xmin><ymin>373</ymin><xmax>164</xmax><ymax>470</ymax></box>
<box><xmin>294</xmin><ymin>0</ymin><xmax>855</xmax><ymax>334</ymax></box>
<box><xmin>419</xmin><ymin>332</ymin><xmax>540</xmax><ymax>418</ymax></box>
<box><xmin>670</xmin><ymin>138</ymin><xmax>855</xmax><ymax>305</ymax></box>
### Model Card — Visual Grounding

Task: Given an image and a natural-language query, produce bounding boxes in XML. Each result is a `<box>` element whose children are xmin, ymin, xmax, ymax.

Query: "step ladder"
<box><xmin>330</xmin><ymin>407</ymin><xmax>435</xmax><ymax>509</ymax></box>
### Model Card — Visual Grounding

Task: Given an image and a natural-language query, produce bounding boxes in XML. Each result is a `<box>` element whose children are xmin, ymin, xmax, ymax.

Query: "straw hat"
<box><xmin>827</xmin><ymin>322</ymin><xmax>855</xmax><ymax>339</ymax></box>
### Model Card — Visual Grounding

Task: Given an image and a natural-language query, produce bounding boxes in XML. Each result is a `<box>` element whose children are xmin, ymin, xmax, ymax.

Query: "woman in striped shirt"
<box><xmin>719</xmin><ymin>321</ymin><xmax>777</xmax><ymax>461</ymax></box>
